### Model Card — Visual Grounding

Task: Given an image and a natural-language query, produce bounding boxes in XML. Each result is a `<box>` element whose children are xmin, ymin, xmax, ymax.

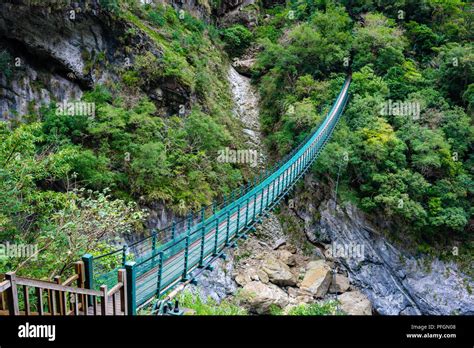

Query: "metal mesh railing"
<box><xmin>85</xmin><ymin>75</ymin><xmax>352</xmax><ymax>310</ymax></box>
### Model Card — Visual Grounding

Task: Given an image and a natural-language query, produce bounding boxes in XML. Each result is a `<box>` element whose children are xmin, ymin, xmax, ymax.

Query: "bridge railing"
<box><xmin>0</xmin><ymin>262</ymin><xmax>127</xmax><ymax>316</ymax></box>
<box><xmin>85</xmin><ymin>76</ymin><xmax>351</xmax><ymax>314</ymax></box>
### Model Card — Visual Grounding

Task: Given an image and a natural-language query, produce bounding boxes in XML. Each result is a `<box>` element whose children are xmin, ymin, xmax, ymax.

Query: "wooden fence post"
<box><xmin>100</xmin><ymin>285</ymin><xmax>108</xmax><ymax>316</ymax></box>
<box><xmin>36</xmin><ymin>288</ymin><xmax>44</xmax><ymax>316</ymax></box>
<box><xmin>118</xmin><ymin>269</ymin><xmax>127</xmax><ymax>315</ymax></box>
<box><xmin>54</xmin><ymin>276</ymin><xmax>66</xmax><ymax>315</ymax></box>
<box><xmin>5</xmin><ymin>272</ymin><xmax>19</xmax><ymax>315</ymax></box>
<box><xmin>75</xmin><ymin>261</ymin><xmax>85</xmax><ymax>314</ymax></box>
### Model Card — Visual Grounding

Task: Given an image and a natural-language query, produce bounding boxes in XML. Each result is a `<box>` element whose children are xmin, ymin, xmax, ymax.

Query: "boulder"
<box><xmin>272</xmin><ymin>238</ymin><xmax>286</xmax><ymax>250</ymax></box>
<box><xmin>330</xmin><ymin>274</ymin><xmax>350</xmax><ymax>294</ymax></box>
<box><xmin>285</xmin><ymin>245</ymin><xmax>297</xmax><ymax>254</ymax></box>
<box><xmin>219</xmin><ymin>2</ymin><xmax>260</xmax><ymax>28</ymax></box>
<box><xmin>234</xmin><ymin>271</ymin><xmax>251</xmax><ymax>287</ymax></box>
<box><xmin>338</xmin><ymin>291</ymin><xmax>372</xmax><ymax>315</ymax></box>
<box><xmin>186</xmin><ymin>257</ymin><xmax>237</xmax><ymax>302</ymax></box>
<box><xmin>262</xmin><ymin>256</ymin><xmax>296</xmax><ymax>286</ymax></box>
<box><xmin>256</xmin><ymin>269</ymin><xmax>270</xmax><ymax>284</ymax></box>
<box><xmin>232</xmin><ymin>58</ymin><xmax>256</xmax><ymax>76</ymax></box>
<box><xmin>277</xmin><ymin>249</ymin><xmax>296</xmax><ymax>266</ymax></box>
<box><xmin>240</xmin><ymin>281</ymin><xmax>289</xmax><ymax>314</ymax></box>
<box><xmin>235</xmin><ymin>267</ymin><xmax>269</xmax><ymax>286</ymax></box>
<box><xmin>288</xmin><ymin>287</ymin><xmax>313</xmax><ymax>304</ymax></box>
<box><xmin>300</xmin><ymin>260</ymin><xmax>332</xmax><ymax>297</ymax></box>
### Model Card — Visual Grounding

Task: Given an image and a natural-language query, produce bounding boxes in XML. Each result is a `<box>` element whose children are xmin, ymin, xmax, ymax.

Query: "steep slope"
<box><xmin>0</xmin><ymin>0</ymin><xmax>253</xmax><ymax>278</ymax></box>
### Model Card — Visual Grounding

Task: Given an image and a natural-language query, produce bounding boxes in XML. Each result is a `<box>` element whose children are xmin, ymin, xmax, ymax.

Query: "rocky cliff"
<box><xmin>288</xmin><ymin>175</ymin><xmax>474</xmax><ymax>315</ymax></box>
<box><xmin>0</xmin><ymin>0</ymin><xmax>217</xmax><ymax>121</ymax></box>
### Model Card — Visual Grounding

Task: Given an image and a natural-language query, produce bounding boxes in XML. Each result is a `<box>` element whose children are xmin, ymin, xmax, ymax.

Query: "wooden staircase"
<box><xmin>0</xmin><ymin>261</ymin><xmax>127</xmax><ymax>316</ymax></box>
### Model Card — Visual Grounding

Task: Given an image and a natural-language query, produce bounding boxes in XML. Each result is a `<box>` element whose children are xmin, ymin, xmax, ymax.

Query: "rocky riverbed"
<box><xmin>186</xmin><ymin>211</ymin><xmax>373</xmax><ymax>315</ymax></box>
<box><xmin>182</xmin><ymin>58</ymin><xmax>473</xmax><ymax>316</ymax></box>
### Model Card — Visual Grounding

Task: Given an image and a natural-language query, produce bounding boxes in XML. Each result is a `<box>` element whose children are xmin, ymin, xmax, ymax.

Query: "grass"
<box><xmin>176</xmin><ymin>291</ymin><xmax>247</xmax><ymax>315</ymax></box>
<box><xmin>286</xmin><ymin>300</ymin><xmax>341</xmax><ymax>315</ymax></box>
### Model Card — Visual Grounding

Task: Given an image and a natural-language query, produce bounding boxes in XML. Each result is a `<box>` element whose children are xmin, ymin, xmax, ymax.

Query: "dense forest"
<box><xmin>0</xmin><ymin>0</ymin><xmax>472</xmax><ymax>282</ymax></box>
<box><xmin>251</xmin><ymin>1</ymin><xmax>473</xmax><ymax>259</ymax></box>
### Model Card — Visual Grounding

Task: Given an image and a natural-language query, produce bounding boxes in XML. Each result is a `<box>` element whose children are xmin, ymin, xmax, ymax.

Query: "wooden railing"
<box><xmin>0</xmin><ymin>262</ymin><xmax>127</xmax><ymax>316</ymax></box>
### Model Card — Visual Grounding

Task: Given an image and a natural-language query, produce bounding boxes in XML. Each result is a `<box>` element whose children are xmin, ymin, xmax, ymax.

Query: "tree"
<box><xmin>220</xmin><ymin>25</ymin><xmax>253</xmax><ymax>57</ymax></box>
<box><xmin>0</xmin><ymin>123</ymin><xmax>145</xmax><ymax>279</ymax></box>
<box><xmin>434</xmin><ymin>43</ymin><xmax>474</xmax><ymax>105</ymax></box>
<box><xmin>352</xmin><ymin>13</ymin><xmax>407</xmax><ymax>74</ymax></box>
<box><xmin>405</xmin><ymin>21</ymin><xmax>440</xmax><ymax>57</ymax></box>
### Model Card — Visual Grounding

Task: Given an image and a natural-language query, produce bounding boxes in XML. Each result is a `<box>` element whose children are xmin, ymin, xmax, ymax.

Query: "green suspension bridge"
<box><xmin>82</xmin><ymin>75</ymin><xmax>352</xmax><ymax>315</ymax></box>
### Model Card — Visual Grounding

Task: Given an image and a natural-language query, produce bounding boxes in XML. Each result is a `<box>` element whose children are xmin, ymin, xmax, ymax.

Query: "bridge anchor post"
<box><xmin>125</xmin><ymin>261</ymin><xmax>137</xmax><ymax>315</ymax></box>
<box><xmin>82</xmin><ymin>254</ymin><xmax>94</xmax><ymax>305</ymax></box>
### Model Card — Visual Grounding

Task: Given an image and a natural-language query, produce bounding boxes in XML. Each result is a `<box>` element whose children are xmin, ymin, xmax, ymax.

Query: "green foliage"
<box><xmin>148</xmin><ymin>9</ymin><xmax>165</xmax><ymax>26</ymax></box>
<box><xmin>99</xmin><ymin>0</ymin><xmax>121</xmax><ymax>14</ymax></box>
<box><xmin>220</xmin><ymin>25</ymin><xmax>253</xmax><ymax>57</ymax></box>
<box><xmin>405</xmin><ymin>21</ymin><xmax>440</xmax><ymax>57</ymax></box>
<box><xmin>433</xmin><ymin>43</ymin><xmax>474</xmax><ymax>105</ymax></box>
<box><xmin>286</xmin><ymin>301</ymin><xmax>340</xmax><ymax>315</ymax></box>
<box><xmin>1</xmin><ymin>4</ymin><xmax>250</xmax><ymax>281</ymax></box>
<box><xmin>268</xmin><ymin>304</ymin><xmax>284</xmax><ymax>315</ymax></box>
<box><xmin>176</xmin><ymin>291</ymin><xmax>247</xmax><ymax>315</ymax></box>
<box><xmin>0</xmin><ymin>123</ymin><xmax>145</xmax><ymax>279</ymax></box>
<box><xmin>0</xmin><ymin>49</ymin><xmax>12</xmax><ymax>79</ymax></box>
<box><xmin>255</xmin><ymin>5</ymin><xmax>352</xmax><ymax>80</ymax></box>
<box><xmin>352</xmin><ymin>13</ymin><xmax>407</xmax><ymax>75</ymax></box>
<box><xmin>42</xmin><ymin>88</ymin><xmax>242</xmax><ymax>213</ymax></box>
<box><xmin>0</xmin><ymin>1</ymin><xmax>247</xmax><ymax>275</ymax></box>
<box><xmin>31</xmin><ymin>5</ymin><xmax>246</xmax><ymax>216</ymax></box>
<box><xmin>255</xmin><ymin>5</ymin><xmax>351</xmax><ymax>156</ymax></box>
<box><xmin>254</xmin><ymin>2</ymin><xmax>473</xmax><ymax>249</ymax></box>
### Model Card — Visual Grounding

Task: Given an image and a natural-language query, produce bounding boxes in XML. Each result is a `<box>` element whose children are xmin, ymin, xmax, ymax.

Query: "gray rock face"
<box><xmin>0</xmin><ymin>2</ymin><xmax>195</xmax><ymax>121</ymax></box>
<box><xmin>0</xmin><ymin>3</ymin><xmax>108</xmax><ymax>83</ymax></box>
<box><xmin>0</xmin><ymin>3</ymin><xmax>121</xmax><ymax>119</ymax></box>
<box><xmin>0</xmin><ymin>64</ymin><xmax>83</xmax><ymax>120</ymax></box>
<box><xmin>304</xmin><ymin>197</ymin><xmax>474</xmax><ymax>315</ymax></box>
<box><xmin>146</xmin><ymin>201</ymin><xmax>176</xmax><ymax>232</ymax></box>
<box><xmin>228</xmin><ymin>65</ymin><xmax>266</xmax><ymax>167</ymax></box>
<box><xmin>215</xmin><ymin>0</ymin><xmax>260</xmax><ymax>28</ymax></box>
<box><xmin>186</xmin><ymin>256</ymin><xmax>238</xmax><ymax>303</ymax></box>
<box><xmin>255</xmin><ymin>212</ymin><xmax>287</xmax><ymax>246</ymax></box>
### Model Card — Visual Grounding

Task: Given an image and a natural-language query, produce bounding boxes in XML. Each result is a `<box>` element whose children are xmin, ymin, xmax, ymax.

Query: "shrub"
<box><xmin>176</xmin><ymin>291</ymin><xmax>247</xmax><ymax>315</ymax></box>
<box><xmin>287</xmin><ymin>301</ymin><xmax>340</xmax><ymax>315</ymax></box>
<box><xmin>220</xmin><ymin>25</ymin><xmax>253</xmax><ymax>57</ymax></box>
